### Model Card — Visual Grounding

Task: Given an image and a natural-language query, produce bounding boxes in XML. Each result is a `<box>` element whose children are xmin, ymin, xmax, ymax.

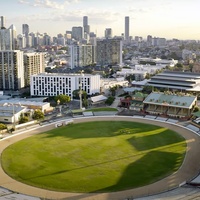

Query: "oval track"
<box><xmin>0</xmin><ymin>116</ymin><xmax>200</xmax><ymax>200</ymax></box>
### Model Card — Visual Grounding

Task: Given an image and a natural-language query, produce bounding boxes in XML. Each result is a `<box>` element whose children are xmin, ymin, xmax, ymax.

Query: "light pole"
<box><xmin>57</xmin><ymin>99</ymin><xmax>62</xmax><ymax>116</ymax></box>
<box><xmin>79</xmin><ymin>71</ymin><xmax>84</xmax><ymax>110</ymax></box>
<box><xmin>10</xmin><ymin>103</ymin><xmax>15</xmax><ymax>131</ymax></box>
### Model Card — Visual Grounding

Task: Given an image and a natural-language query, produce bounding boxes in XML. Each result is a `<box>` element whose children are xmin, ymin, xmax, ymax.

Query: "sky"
<box><xmin>1</xmin><ymin>0</ymin><xmax>200</xmax><ymax>40</ymax></box>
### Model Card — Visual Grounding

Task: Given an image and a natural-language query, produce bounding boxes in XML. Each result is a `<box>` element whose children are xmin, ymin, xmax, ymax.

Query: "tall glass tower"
<box><xmin>125</xmin><ymin>16</ymin><xmax>129</xmax><ymax>41</ymax></box>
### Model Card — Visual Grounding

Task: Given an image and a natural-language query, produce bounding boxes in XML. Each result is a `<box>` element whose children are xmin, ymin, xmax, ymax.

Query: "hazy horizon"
<box><xmin>1</xmin><ymin>0</ymin><xmax>200</xmax><ymax>40</ymax></box>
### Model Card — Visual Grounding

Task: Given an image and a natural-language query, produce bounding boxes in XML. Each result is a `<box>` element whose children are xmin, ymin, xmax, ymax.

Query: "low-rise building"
<box><xmin>101</xmin><ymin>78</ymin><xmax>128</xmax><ymax>95</ymax></box>
<box><xmin>30</xmin><ymin>73</ymin><xmax>101</xmax><ymax>98</ymax></box>
<box><xmin>0</xmin><ymin>99</ymin><xmax>52</xmax><ymax>113</ymax></box>
<box><xmin>0</xmin><ymin>104</ymin><xmax>26</xmax><ymax>123</ymax></box>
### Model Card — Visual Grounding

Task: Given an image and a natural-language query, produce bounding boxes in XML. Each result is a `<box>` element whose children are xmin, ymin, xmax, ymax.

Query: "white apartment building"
<box><xmin>24</xmin><ymin>52</ymin><xmax>45</xmax><ymax>86</ymax></box>
<box><xmin>0</xmin><ymin>50</ymin><xmax>24</xmax><ymax>90</ymax></box>
<box><xmin>70</xmin><ymin>44</ymin><xmax>95</xmax><ymax>69</ymax></box>
<box><xmin>96</xmin><ymin>37</ymin><xmax>123</xmax><ymax>66</ymax></box>
<box><xmin>30</xmin><ymin>73</ymin><xmax>101</xmax><ymax>98</ymax></box>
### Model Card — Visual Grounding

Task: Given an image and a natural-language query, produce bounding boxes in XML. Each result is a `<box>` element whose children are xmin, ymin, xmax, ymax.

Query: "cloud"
<box><xmin>35</xmin><ymin>8</ymin><xmax>122</xmax><ymax>24</ymax></box>
<box><xmin>18</xmin><ymin>0</ymin><xmax>79</xmax><ymax>10</ymax></box>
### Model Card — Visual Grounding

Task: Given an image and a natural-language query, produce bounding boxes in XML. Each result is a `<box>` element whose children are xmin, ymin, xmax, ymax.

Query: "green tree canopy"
<box><xmin>175</xmin><ymin>63</ymin><xmax>184</xmax><ymax>69</ymax></box>
<box><xmin>193</xmin><ymin>106</ymin><xmax>200</xmax><ymax>112</ymax></box>
<box><xmin>0</xmin><ymin>123</ymin><xmax>7</xmax><ymax>130</ymax></box>
<box><xmin>54</xmin><ymin>94</ymin><xmax>71</xmax><ymax>105</ymax></box>
<box><xmin>109</xmin><ymin>85</ymin><xmax>118</xmax><ymax>96</ymax></box>
<box><xmin>32</xmin><ymin>110</ymin><xmax>44</xmax><ymax>121</ymax></box>
<box><xmin>19</xmin><ymin>115</ymin><xmax>29</xmax><ymax>124</ymax></box>
<box><xmin>73</xmin><ymin>90</ymin><xmax>87</xmax><ymax>99</ymax></box>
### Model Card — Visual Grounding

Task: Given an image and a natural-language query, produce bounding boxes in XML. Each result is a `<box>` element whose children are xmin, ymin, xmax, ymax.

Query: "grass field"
<box><xmin>1</xmin><ymin>121</ymin><xmax>186</xmax><ymax>192</ymax></box>
<box><xmin>85</xmin><ymin>107</ymin><xmax>118</xmax><ymax>112</ymax></box>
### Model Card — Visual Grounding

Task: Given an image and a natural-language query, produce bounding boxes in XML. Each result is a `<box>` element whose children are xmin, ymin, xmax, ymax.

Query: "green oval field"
<box><xmin>1</xmin><ymin>121</ymin><xmax>186</xmax><ymax>192</ymax></box>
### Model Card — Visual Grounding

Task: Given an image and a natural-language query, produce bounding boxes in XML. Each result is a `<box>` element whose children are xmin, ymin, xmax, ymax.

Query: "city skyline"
<box><xmin>1</xmin><ymin>0</ymin><xmax>200</xmax><ymax>40</ymax></box>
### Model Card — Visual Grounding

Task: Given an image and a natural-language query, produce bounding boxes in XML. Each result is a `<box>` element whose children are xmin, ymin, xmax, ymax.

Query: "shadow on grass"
<box><xmin>90</xmin><ymin>151</ymin><xmax>183</xmax><ymax>193</ymax></box>
<box><xmin>55</xmin><ymin>151</ymin><xmax>184</xmax><ymax>200</ymax></box>
<box><xmin>40</xmin><ymin>121</ymin><xmax>161</xmax><ymax>140</ymax></box>
<box><xmin>129</xmin><ymin>129</ymin><xmax>185</xmax><ymax>151</ymax></box>
<box><xmin>24</xmin><ymin>150</ymin><xmax>184</xmax><ymax>194</ymax></box>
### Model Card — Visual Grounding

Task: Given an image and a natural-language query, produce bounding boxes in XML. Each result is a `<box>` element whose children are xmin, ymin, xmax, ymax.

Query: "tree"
<box><xmin>54</xmin><ymin>94</ymin><xmax>71</xmax><ymax>105</ymax></box>
<box><xmin>0</xmin><ymin>123</ymin><xmax>7</xmax><ymax>131</ymax></box>
<box><xmin>32</xmin><ymin>110</ymin><xmax>44</xmax><ymax>121</ymax></box>
<box><xmin>82</xmin><ymin>90</ymin><xmax>88</xmax><ymax>108</ymax></box>
<box><xmin>145</xmin><ymin>73</ymin><xmax>151</xmax><ymax>79</ymax></box>
<box><xmin>193</xmin><ymin>106</ymin><xmax>200</xmax><ymax>112</ymax></box>
<box><xmin>84</xmin><ymin>68</ymin><xmax>93</xmax><ymax>74</ymax></box>
<box><xmin>73</xmin><ymin>90</ymin><xmax>87</xmax><ymax>99</ymax></box>
<box><xmin>142</xmin><ymin>85</ymin><xmax>154</xmax><ymax>94</ymax></box>
<box><xmin>105</xmin><ymin>96</ymin><xmax>115</xmax><ymax>105</ymax></box>
<box><xmin>109</xmin><ymin>85</ymin><xmax>118</xmax><ymax>96</ymax></box>
<box><xmin>176</xmin><ymin>63</ymin><xmax>183</xmax><ymax>69</ymax></box>
<box><xmin>125</xmin><ymin>74</ymin><xmax>135</xmax><ymax>82</ymax></box>
<box><xmin>19</xmin><ymin>114</ymin><xmax>29</xmax><ymax>124</ymax></box>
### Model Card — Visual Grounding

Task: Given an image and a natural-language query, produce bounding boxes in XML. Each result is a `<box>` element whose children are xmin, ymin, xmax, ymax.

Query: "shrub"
<box><xmin>105</xmin><ymin>96</ymin><xmax>115</xmax><ymax>105</ymax></box>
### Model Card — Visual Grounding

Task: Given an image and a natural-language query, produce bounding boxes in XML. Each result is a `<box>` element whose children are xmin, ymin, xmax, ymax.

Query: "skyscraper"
<box><xmin>1</xmin><ymin>16</ymin><xmax>6</xmax><ymax>29</ymax></box>
<box><xmin>83</xmin><ymin>16</ymin><xmax>88</xmax><ymax>27</ymax></box>
<box><xmin>72</xmin><ymin>26</ymin><xmax>83</xmax><ymax>41</ymax></box>
<box><xmin>105</xmin><ymin>28</ymin><xmax>112</xmax><ymax>38</ymax></box>
<box><xmin>24</xmin><ymin>52</ymin><xmax>45</xmax><ymax>87</ymax></box>
<box><xmin>0</xmin><ymin>50</ymin><xmax>24</xmax><ymax>90</ymax></box>
<box><xmin>96</xmin><ymin>38</ymin><xmax>122</xmax><ymax>66</ymax></box>
<box><xmin>83</xmin><ymin>16</ymin><xmax>90</xmax><ymax>39</ymax></box>
<box><xmin>22</xmin><ymin>24</ymin><xmax>29</xmax><ymax>47</ymax></box>
<box><xmin>125</xmin><ymin>16</ymin><xmax>129</xmax><ymax>41</ymax></box>
<box><xmin>0</xmin><ymin>24</ymin><xmax>17</xmax><ymax>50</ymax></box>
<box><xmin>70</xmin><ymin>44</ymin><xmax>95</xmax><ymax>69</ymax></box>
<box><xmin>22</xmin><ymin>24</ymin><xmax>29</xmax><ymax>37</ymax></box>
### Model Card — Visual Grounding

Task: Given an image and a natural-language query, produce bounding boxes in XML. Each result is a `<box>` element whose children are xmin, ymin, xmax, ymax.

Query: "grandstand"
<box><xmin>143</xmin><ymin>92</ymin><xmax>197</xmax><ymax>118</ymax></box>
<box><xmin>147</xmin><ymin>71</ymin><xmax>200</xmax><ymax>92</ymax></box>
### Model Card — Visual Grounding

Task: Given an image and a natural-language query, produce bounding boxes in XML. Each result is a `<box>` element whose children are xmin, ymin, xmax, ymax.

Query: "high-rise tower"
<box><xmin>125</xmin><ymin>16</ymin><xmax>129</xmax><ymax>41</ymax></box>
<box><xmin>83</xmin><ymin>16</ymin><xmax>90</xmax><ymax>39</ymax></box>
<box><xmin>22</xmin><ymin>24</ymin><xmax>30</xmax><ymax>47</ymax></box>
<box><xmin>22</xmin><ymin>24</ymin><xmax>29</xmax><ymax>37</ymax></box>
<box><xmin>105</xmin><ymin>28</ymin><xmax>112</xmax><ymax>38</ymax></box>
<box><xmin>1</xmin><ymin>16</ymin><xmax>6</xmax><ymax>29</ymax></box>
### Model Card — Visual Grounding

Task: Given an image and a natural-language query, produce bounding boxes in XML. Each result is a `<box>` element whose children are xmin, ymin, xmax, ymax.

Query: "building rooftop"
<box><xmin>143</xmin><ymin>92</ymin><xmax>197</xmax><ymax>108</ymax></box>
<box><xmin>147</xmin><ymin>71</ymin><xmax>200</xmax><ymax>91</ymax></box>
<box><xmin>0</xmin><ymin>99</ymin><xmax>49</xmax><ymax>107</ymax></box>
<box><xmin>32</xmin><ymin>73</ymin><xmax>97</xmax><ymax>77</ymax></box>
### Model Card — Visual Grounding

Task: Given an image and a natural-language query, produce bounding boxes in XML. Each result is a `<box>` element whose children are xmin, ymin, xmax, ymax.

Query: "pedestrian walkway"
<box><xmin>135</xmin><ymin>186</ymin><xmax>200</xmax><ymax>200</ymax></box>
<box><xmin>110</xmin><ymin>97</ymin><xmax>121</xmax><ymax>109</ymax></box>
<box><xmin>0</xmin><ymin>187</ymin><xmax>40</xmax><ymax>200</ymax></box>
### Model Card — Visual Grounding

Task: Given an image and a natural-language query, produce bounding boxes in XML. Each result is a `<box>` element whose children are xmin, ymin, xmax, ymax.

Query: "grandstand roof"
<box><xmin>147</xmin><ymin>71</ymin><xmax>200</xmax><ymax>91</ymax></box>
<box><xmin>143</xmin><ymin>92</ymin><xmax>197</xmax><ymax>109</ymax></box>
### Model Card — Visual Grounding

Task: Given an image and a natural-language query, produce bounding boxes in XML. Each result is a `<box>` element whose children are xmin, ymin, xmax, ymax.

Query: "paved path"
<box><xmin>0</xmin><ymin>116</ymin><xmax>200</xmax><ymax>200</ymax></box>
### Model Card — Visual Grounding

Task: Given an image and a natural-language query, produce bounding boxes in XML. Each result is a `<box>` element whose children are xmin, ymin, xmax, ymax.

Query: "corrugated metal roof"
<box><xmin>143</xmin><ymin>92</ymin><xmax>196</xmax><ymax>108</ymax></box>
